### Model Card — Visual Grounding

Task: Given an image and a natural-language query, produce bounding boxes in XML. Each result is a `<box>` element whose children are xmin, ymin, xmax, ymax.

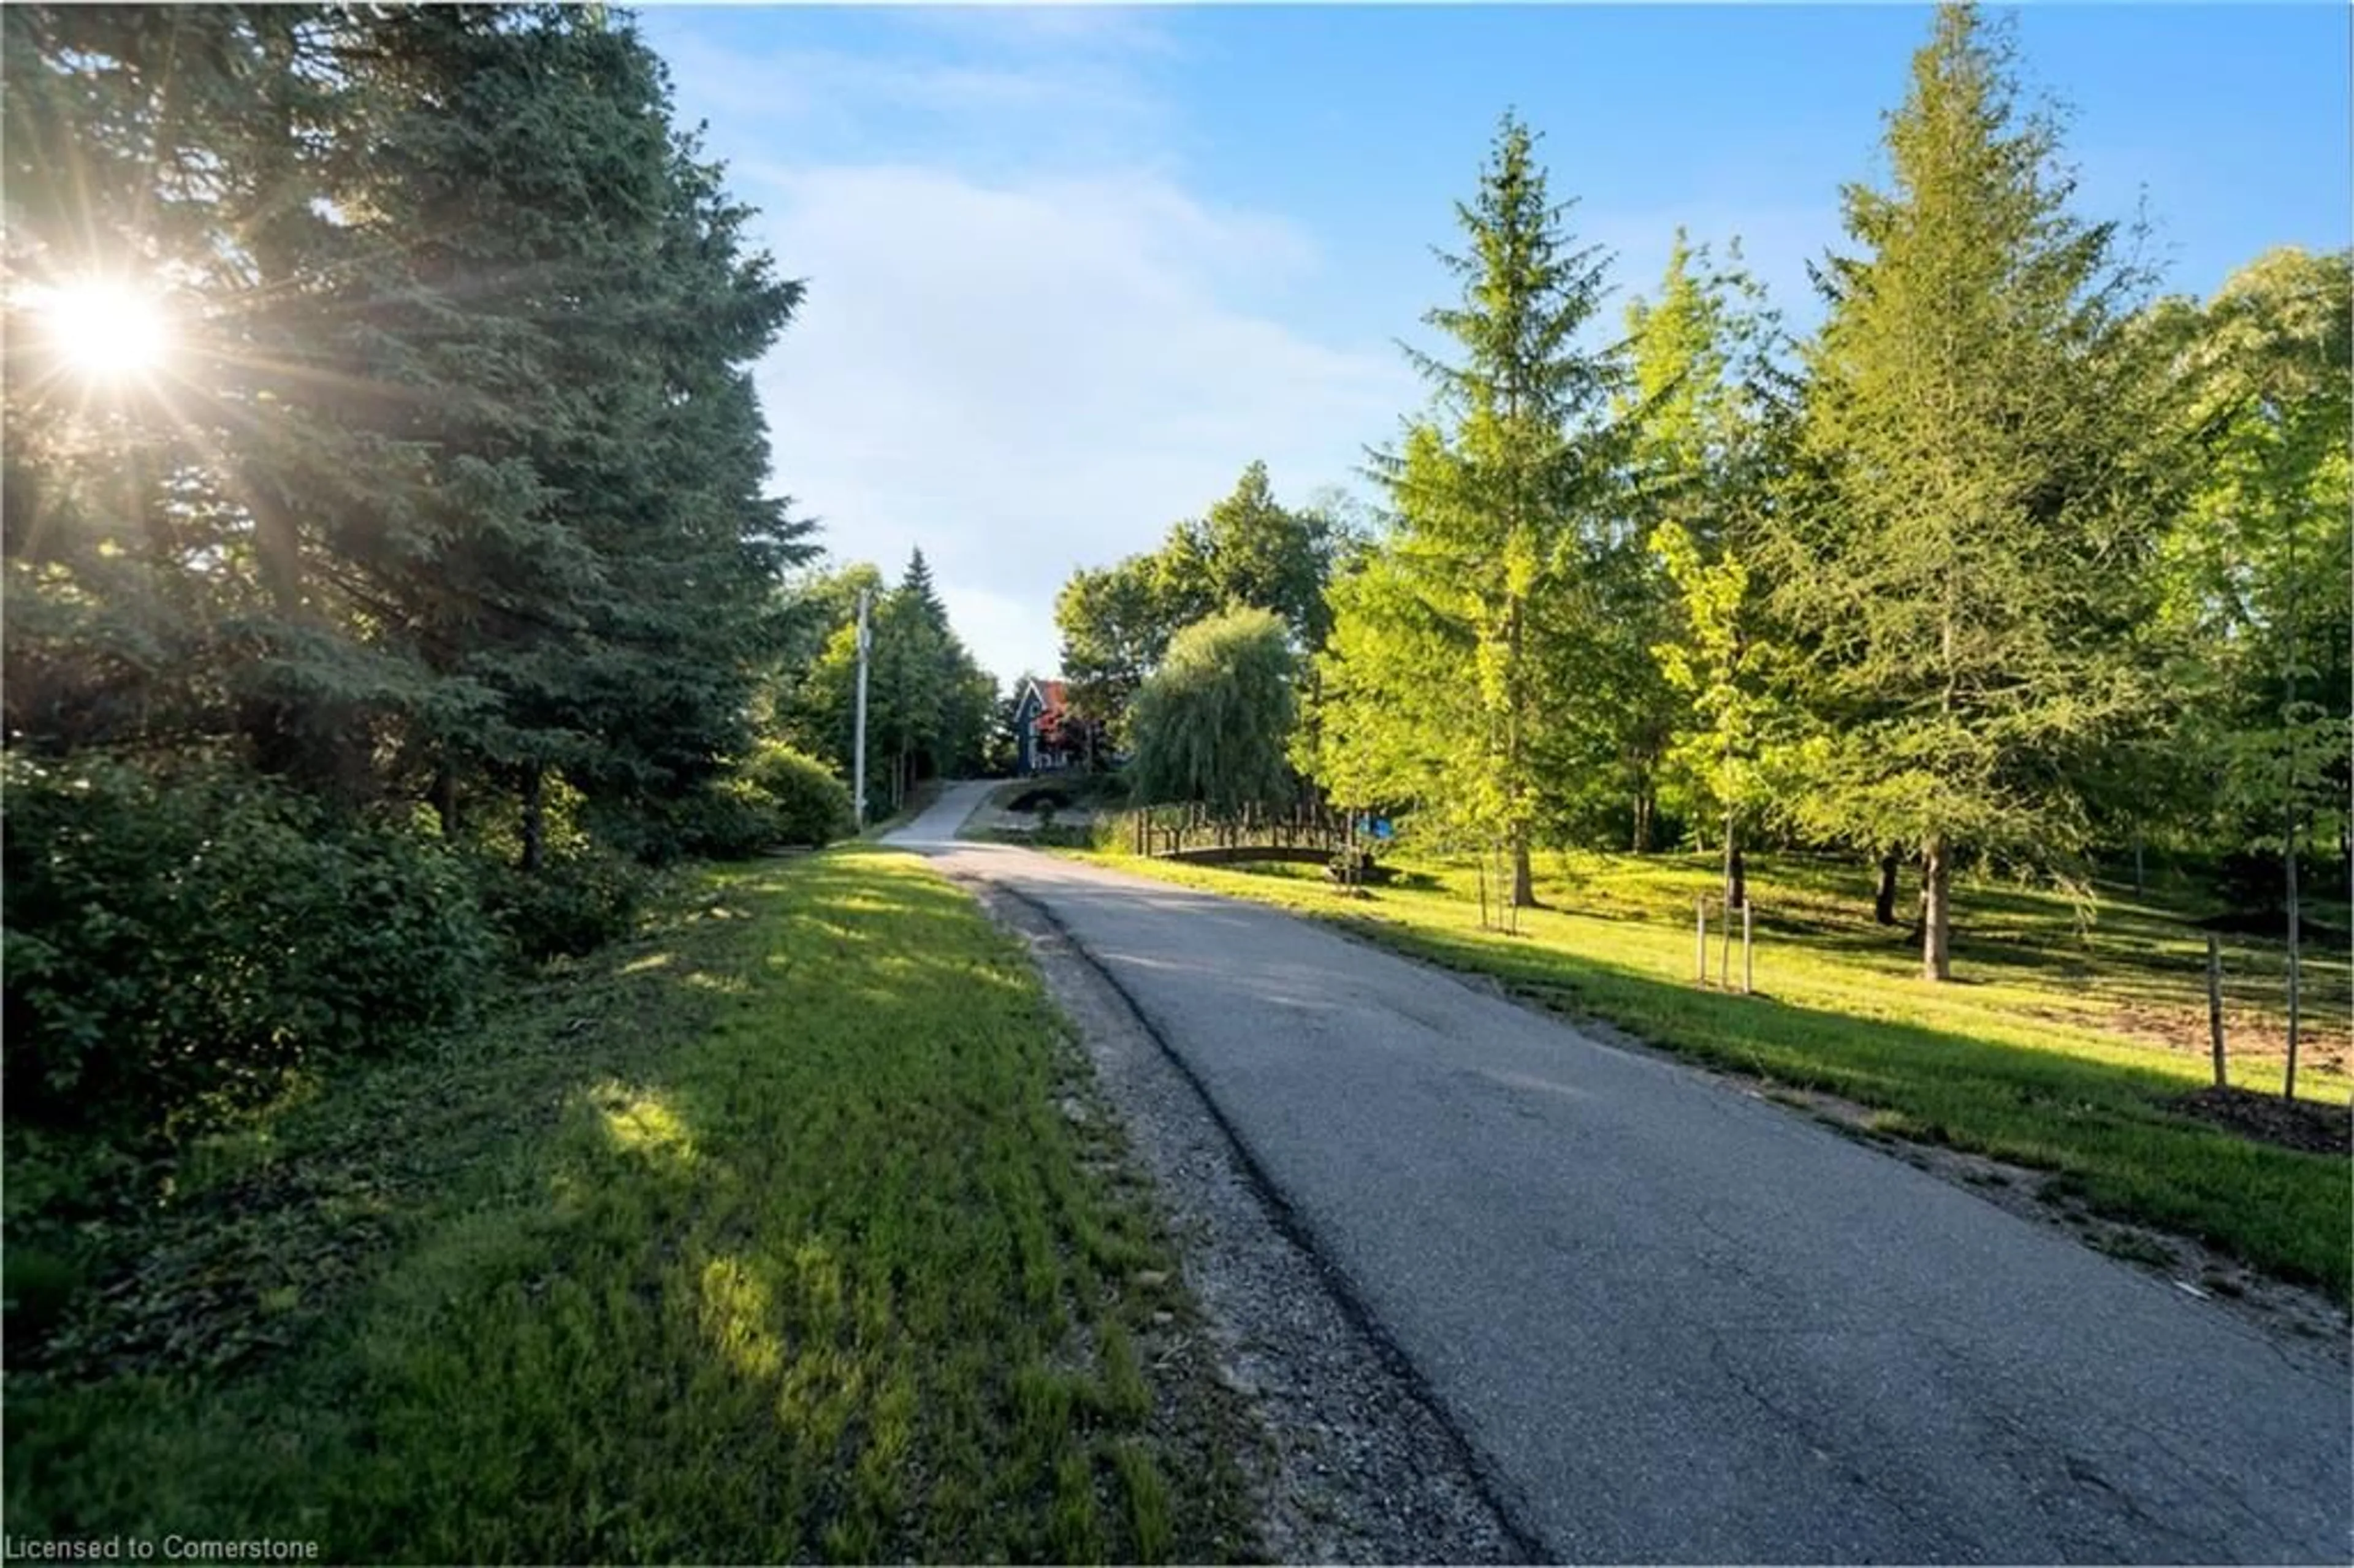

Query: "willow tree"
<box><xmin>1129</xmin><ymin>607</ymin><xmax>1297</xmax><ymax>819</ymax></box>
<box><xmin>1341</xmin><ymin>111</ymin><xmax>1620</xmax><ymax>907</ymax></box>
<box><xmin>1768</xmin><ymin>4</ymin><xmax>2177</xmax><ymax>980</ymax></box>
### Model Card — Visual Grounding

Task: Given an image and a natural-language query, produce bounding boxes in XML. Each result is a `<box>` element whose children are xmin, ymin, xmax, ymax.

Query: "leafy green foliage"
<box><xmin>1762</xmin><ymin>5</ymin><xmax>2182</xmax><ymax>976</ymax></box>
<box><xmin>1628</xmin><ymin>234</ymin><xmax>1800</xmax><ymax>884</ymax></box>
<box><xmin>739</xmin><ymin>740</ymin><xmax>855</xmax><ymax>847</ymax></box>
<box><xmin>1321</xmin><ymin>112</ymin><xmax>1624</xmax><ymax>909</ymax></box>
<box><xmin>776</xmin><ymin>557</ymin><xmax>998</xmax><ymax>810</ymax></box>
<box><xmin>1129</xmin><ymin>609</ymin><xmax>1299</xmax><ymax>816</ymax></box>
<box><xmin>2156</xmin><ymin>248</ymin><xmax>2352</xmax><ymax>895</ymax></box>
<box><xmin>2</xmin><ymin>755</ymin><xmax>495</xmax><ymax>1133</ymax></box>
<box><xmin>476</xmin><ymin>844</ymin><xmax>649</xmax><ymax>965</ymax></box>
<box><xmin>1057</xmin><ymin>462</ymin><xmax>1349</xmax><ymax>748</ymax></box>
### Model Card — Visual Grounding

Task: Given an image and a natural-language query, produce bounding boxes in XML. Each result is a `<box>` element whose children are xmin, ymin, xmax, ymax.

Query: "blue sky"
<box><xmin>634</xmin><ymin>2</ymin><xmax>2352</xmax><ymax>687</ymax></box>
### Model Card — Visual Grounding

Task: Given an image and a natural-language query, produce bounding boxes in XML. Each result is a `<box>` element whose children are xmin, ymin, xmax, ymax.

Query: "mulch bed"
<box><xmin>2169</xmin><ymin>1086</ymin><xmax>2352</xmax><ymax>1157</ymax></box>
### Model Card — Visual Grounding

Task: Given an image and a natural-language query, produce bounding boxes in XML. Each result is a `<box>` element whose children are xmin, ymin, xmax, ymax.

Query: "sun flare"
<box><xmin>28</xmin><ymin>278</ymin><xmax>172</xmax><ymax>380</ymax></box>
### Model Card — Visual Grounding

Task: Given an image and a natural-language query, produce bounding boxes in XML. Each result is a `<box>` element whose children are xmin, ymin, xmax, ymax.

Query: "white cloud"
<box><xmin>646</xmin><ymin>10</ymin><xmax>1404</xmax><ymax>687</ymax></box>
<box><xmin>741</xmin><ymin>160</ymin><xmax>1413</xmax><ymax>687</ymax></box>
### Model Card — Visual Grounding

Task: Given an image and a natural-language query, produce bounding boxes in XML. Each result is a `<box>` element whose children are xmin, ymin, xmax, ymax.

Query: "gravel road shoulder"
<box><xmin>948</xmin><ymin>870</ymin><xmax>1533</xmax><ymax>1565</ymax></box>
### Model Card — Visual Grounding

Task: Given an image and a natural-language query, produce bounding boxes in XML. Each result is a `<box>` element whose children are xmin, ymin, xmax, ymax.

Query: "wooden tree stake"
<box><xmin>2206</xmin><ymin>933</ymin><xmax>2227</xmax><ymax>1090</ymax></box>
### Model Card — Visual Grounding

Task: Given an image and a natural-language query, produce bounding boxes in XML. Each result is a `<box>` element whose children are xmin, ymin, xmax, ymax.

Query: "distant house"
<box><xmin>1011</xmin><ymin>677</ymin><xmax>1073</xmax><ymax>775</ymax></box>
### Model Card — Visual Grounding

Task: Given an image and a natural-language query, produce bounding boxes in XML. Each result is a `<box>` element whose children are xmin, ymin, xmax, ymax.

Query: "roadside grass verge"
<box><xmin>1065</xmin><ymin>846</ymin><xmax>2352</xmax><ymax>1301</ymax></box>
<box><xmin>5</xmin><ymin>849</ymin><xmax>1255</xmax><ymax>1562</ymax></box>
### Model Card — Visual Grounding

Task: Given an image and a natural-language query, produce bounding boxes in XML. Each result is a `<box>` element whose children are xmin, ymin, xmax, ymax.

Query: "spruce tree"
<box><xmin>1339</xmin><ymin>111</ymin><xmax>1620</xmax><ymax>907</ymax></box>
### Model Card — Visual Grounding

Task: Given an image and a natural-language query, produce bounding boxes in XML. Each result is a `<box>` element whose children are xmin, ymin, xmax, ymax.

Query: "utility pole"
<box><xmin>853</xmin><ymin>587</ymin><xmax>872</xmax><ymax>831</ymax></box>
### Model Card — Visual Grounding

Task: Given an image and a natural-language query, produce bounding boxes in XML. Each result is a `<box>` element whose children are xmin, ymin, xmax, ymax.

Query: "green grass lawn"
<box><xmin>1068</xmin><ymin>843</ymin><xmax>2353</xmax><ymax>1301</ymax></box>
<box><xmin>5</xmin><ymin>849</ymin><xmax>1254</xmax><ymax>1563</ymax></box>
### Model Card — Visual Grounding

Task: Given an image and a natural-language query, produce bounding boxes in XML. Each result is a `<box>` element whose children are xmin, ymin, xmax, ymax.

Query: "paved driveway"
<box><xmin>888</xmin><ymin>781</ymin><xmax>2351</xmax><ymax>1563</ymax></box>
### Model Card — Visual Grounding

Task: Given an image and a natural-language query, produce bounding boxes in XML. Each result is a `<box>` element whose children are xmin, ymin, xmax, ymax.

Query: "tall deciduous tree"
<box><xmin>2158</xmin><ymin>247</ymin><xmax>2352</xmax><ymax>1092</ymax></box>
<box><xmin>1768</xmin><ymin>4</ymin><xmax>2177</xmax><ymax>980</ymax></box>
<box><xmin>1056</xmin><ymin>460</ymin><xmax>1342</xmax><ymax>753</ymax></box>
<box><xmin>1628</xmin><ymin>232</ymin><xmax>1791</xmax><ymax>904</ymax></box>
<box><xmin>1056</xmin><ymin>555</ymin><xmax>1170</xmax><ymax>751</ymax></box>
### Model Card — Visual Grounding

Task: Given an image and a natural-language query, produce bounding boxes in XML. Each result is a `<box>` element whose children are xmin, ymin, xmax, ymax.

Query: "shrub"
<box><xmin>2</xmin><ymin>753</ymin><xmax>497</xmax><ymax>1134</ymax></box>
<box><xmin>740</xmin><ymin>742</ymin><xmax>853</xmax><ymax>847</ymax></box>
<box><xmin>664</xmin><ymin>782</ymin><xmax>782</xmax><ymax>862</ymax></box>
<box><xmin>474</xmin><ymin>844</ymin><xmax>649</xmax><ymax>964</ymax></box>
<box><xmin>567</xmin><ymin>746</ymin><xmax>848</xmax><ymax>866</ymax></box>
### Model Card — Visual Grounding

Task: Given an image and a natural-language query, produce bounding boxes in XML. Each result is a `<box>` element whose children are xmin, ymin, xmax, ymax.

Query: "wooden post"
<box><xmin>1742</xmin><ymin>901</ymin><xmax>1754</xmax><ymax>995</ymax></box>
<box><xmin>1696</xmin><ymin>897</ymin><xmax>1708</xmax><ymax>985</ymax></box>
<box><xmin>1720</xmin><ymin>896</ymin><xmax>1734</xmax><ymax>988</ymax></box>
<box><xmin>2206</xmin><ymin>934</ymin><xmax>2227</xmax><ymax>1089</ymax></box>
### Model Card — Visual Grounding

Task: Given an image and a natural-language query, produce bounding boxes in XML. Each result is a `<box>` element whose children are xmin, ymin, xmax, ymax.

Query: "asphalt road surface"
<box><xmin>888</xmin><ymin>781</ymin><xmax>2352</xmax><ymax>1564</ymax></box>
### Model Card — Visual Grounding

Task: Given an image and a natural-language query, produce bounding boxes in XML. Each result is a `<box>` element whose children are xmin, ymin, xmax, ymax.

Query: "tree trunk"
<box><xmin>2283</xmin><ymin>476</ymin><xmax>2301</xmax><ymax>1101</ymax></box>
<box><xmin>1632</xmin><ymin>791</ymin><xmax>1653</xmax><ymax>854</ymax></box>
<box><xmin>1874</xmin><ymin>852</ymin><xmax>1901</xmax><ymax>926</ymax></box>
<box><xmin>240</xmin><ymin>486</ymin><xmax>358</xmax><ymax>796</ymax></box>
<box><xmin>519</xmin><ymin>764</ymin><xmax>545</xmax><ymax>873</ymax></box>
<box><xmin>1921</xmin><ymin>836</ymin><xmax>1951</xmax><ymax>981</ymax></box>
<box><xmin>2285</xmin><ymin>817</ymin><xmax>2301</xmax><ymax>1102</ymax></box>
<box><xmin>433</xmin><ymin>756</ymin><xmax>459</xmax><ymax>838</ymax></box>
<box><xmin>1504</xmin><ymin>588</ymin><xmax>1536</xmax><ymax>910</ymax></box>
<box><xmin>1724</xmin><ymin>815</ymin><xmax>1745</xmax><ymax>913</ymax></box>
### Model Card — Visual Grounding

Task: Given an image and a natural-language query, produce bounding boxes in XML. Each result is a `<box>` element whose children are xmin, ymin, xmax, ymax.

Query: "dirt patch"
<box><xmin>2097</xmin><ymin>998</ymin><xmax>2354</xmax><ymax>1076</ymax></box>
<box><xmin>953</xmin><ymin>873</ymin><xmax>1529</xmax><ymax>1566</ymax></box>
<box><xmin>2168</xmin><ymin>1086</ymin><xmax>2351</xmax><ymax>1157</ymax></box>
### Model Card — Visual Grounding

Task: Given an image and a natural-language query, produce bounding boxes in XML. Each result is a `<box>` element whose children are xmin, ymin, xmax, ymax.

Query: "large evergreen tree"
<box><xmin>1326</xmin><ymin>112</ymin><xmax>1621</xmax><ymax>907</ymax></box>
<box><xmin>3</xmin><ymin>4</ymin><xmax>810</xmax><ymax>857</ymax></box>
<box><xmin>1767</xmin><ymin>4</ymin><xmax>2179</xmax><ymax>980</ymax></box>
